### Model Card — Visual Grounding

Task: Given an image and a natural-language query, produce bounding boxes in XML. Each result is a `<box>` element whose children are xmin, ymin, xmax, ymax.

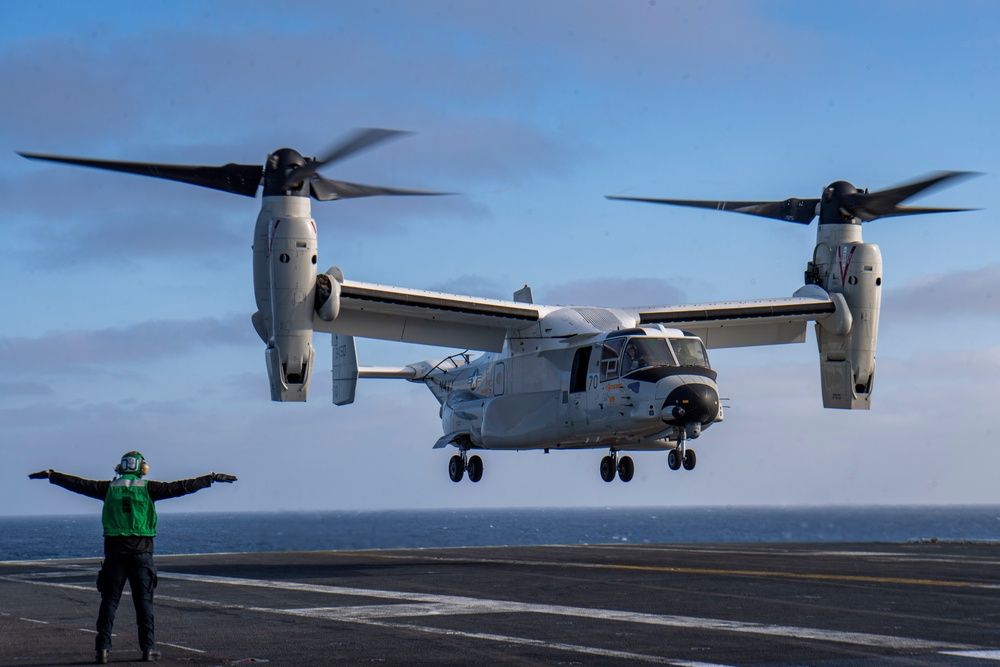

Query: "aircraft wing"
<box><xmin>633</xmin><ymin>287</ymin><xmax>838</xmax><ymax>349</ymax></box>
<box><xmin>313</xmin><ymin>279</ymin><xmax>839</xmax><ymax>352</ymax></box>
<box><xmin>313</xmin><ymin>279</ymin><xmax>545</xmax><ymax>352</ymax></box>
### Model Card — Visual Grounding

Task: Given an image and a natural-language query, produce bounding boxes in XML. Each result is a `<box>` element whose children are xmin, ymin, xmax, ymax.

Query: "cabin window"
<box><xmin>599</xmin><ymin>338</ymin><xmax>625</xmax><ymax>381</ymax></box>
<box><xmin>569</xmin><ymin>347</ymin><xmax>592</xmax><ymax>393</ymax></box>
<box><xmin>493</xmin><ymin>362</ymin><xmax>505</xmax><ymax>396</ymax></box>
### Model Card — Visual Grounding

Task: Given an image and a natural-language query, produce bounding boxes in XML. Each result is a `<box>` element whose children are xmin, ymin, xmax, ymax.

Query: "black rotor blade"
<box><xmin>17</xmin><ymin>152</ymin><xmax>262</xmax><ymax>197</ymax></box>
<box><xmin>285</xmin><ymin>128</ymin><xmax>410</xmax><ymax>189</ymax></box>
<box><xmin>840</xmin><ymin>171</ymin><xmax>979</xmax><ymax>222</ymax></box>
<box><xmin>607</xmin><ymin>195</ymin><xmax>819</xmax><ymax>224</ymax></box>
<box><xmin>309</xmin><ymin>175</ymin><xmax>452</xmax><ymax>201</ymax></box>
<box><xmin>862</xmin><ymin>205</ymin><xmax>979</xmax><ymax>220</ymax></box>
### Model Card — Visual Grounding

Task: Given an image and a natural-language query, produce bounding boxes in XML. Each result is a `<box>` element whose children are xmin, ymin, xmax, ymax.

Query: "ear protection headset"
<box><xmin>115</xmin><ymin>451</ymin><xmax>149</xmax><ymax>477</ymax></box>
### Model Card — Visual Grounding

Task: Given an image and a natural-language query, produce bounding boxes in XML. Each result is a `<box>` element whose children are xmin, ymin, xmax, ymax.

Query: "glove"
<box><xmin>28</xmin><ymin>470</ymin><xmax>51</xmax><ymax>480</ymax></box>
<box><xmin>211</xmin><ymin>472</ymin><xmax>237</xmax><ymax>483</ymax></box>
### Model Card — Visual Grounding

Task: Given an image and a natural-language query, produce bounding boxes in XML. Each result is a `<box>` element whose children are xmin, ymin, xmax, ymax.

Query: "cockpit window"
<box><xmin>599</xmin><ymin>338</ymin><xmax>625</xmax><ymax>381</ymax></box>
<box><xmin>672</xmin><ymin>338</ymin><xmax>710</xmax><ymax>367</ymax></box>
<box><xmin>621</xmin><ymin>338</ymin><xmax>676</xmax><ymax>375</ymax></box>
<box><xmin>618</xmin><ymin>337</ymin><xmax>711</xmax><ymax>376</ymax></box>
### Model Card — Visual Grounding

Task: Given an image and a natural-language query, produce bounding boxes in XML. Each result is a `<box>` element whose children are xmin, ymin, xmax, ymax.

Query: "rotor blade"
<box><xmin>18</xmin><ymin>152</ymin><xmax>262</xmax><ymax>197</ymax></box>
<box><xmin>309</xmin><ymin>175</ymin><xmax>453</xmax><ymax>201</ymax></box>
<box><xmin>861</xmin><ymin>205</ymin><xmax>979</xmax><ymax>220</ymax></box>
<box><xmin>607</xmin><ymin>195</ymin><xmax>819</xmax><ymax>224</ymax></box>
<box><xmin>285</xmin><ymin>128</ymin><xmax>410</xmax><ymax>187</ymax></box>
<box><xmin>841</xmin><ymin>171</ymin><xmax>979</xmax><ymax>222</ymax></box>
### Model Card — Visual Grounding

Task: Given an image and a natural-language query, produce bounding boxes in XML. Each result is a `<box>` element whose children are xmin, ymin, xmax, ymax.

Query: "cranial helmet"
<box><xmin>115</xmin><ymin>451</ymin><xmax>149</xmax><ymax>477</ymax></box>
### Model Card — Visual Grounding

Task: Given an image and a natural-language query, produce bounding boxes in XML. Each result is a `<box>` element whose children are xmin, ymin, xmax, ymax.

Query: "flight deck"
<box><xmin>2</xmin><ymin>542</ymin><xmax>999</xmax><ymax>666</ymax></box>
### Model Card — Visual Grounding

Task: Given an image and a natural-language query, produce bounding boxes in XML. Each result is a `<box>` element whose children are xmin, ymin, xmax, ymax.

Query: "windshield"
<box><xmin>621</xmin><ymin>338</ymin><xmax>675</xmax><ymax>375</ymax></box>
<box><xmin>672</xmin><ymin>338</ymin><xmax>710</xmax><ymax>367</ymax></box>
<box><xmin>620</xmin><ymin>337</ymin><xmax>711</xmax><ymax>376</ymax></box>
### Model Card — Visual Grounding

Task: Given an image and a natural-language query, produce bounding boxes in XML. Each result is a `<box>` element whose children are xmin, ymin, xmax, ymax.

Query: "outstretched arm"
<box><xmin>146</xmin><ymin>473</ymin><xmax>237</xmax><ymax>501</ymax></box>
<box><xmin>29</xmin><ymin>471</ymin><xmax>111</xmax><ymax>501</ymax></box>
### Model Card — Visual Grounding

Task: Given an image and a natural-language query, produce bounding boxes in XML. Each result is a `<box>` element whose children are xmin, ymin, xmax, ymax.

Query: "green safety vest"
<box><xmin>102</xmin><ymin>475</ymin><xmax>157</xmax><ymax>537</ymax></box>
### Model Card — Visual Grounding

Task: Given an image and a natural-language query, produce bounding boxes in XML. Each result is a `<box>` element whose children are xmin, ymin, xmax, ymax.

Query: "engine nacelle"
<box><xmin>315</xmin><ymin>267</ymin><xmax>343</xmax><ymax>322</ymax></box>
<box><xmin>252</xmin><ymin>196</ymin><xmax>318</xmax><ymax>402</ymax></box>
<box><xmin>808</xmin><ymin>224</ymin><xmax>882</xmax><ymax>409</ymax></box>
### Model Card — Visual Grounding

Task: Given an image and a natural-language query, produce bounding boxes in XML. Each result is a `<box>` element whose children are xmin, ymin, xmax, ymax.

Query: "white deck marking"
<box><xmin>156</xmin><ymin>571</ymin><xmax>977</xmax><ymax>651</ymax></box>
<box><xmin>3</xmin><ymin>565</ymin><xmax>993</xmax><ymax>665</ymax></box>
<box><xmin>159</xmin><ymin>641</ymin><xmax>206</xmax><ymax>653</ymax></box>
<box><xmin>0</xmin><ymin>573</ymin><xmax>714</xmax><ymax>665</ymax></box>
<box><xmin>291</xmin><ymin>616</ymin><xmax>689</xmax><ymax>665</ymax></box>
<box><xmin>941</xmin><ymin>650</ymin><xmax>1000</xmax><ymax>661</ymax></box>
<box><xmin>352</xmin><ymin>551</ymin><xmax>1000</xmax><ymax>590</ymax></box>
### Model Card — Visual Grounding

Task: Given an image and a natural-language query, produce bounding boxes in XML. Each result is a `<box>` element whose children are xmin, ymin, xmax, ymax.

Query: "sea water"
<box><xmin>2</xmin><ymin>506</ymin><xmax>999</xmax><ymax>561</ymax></box>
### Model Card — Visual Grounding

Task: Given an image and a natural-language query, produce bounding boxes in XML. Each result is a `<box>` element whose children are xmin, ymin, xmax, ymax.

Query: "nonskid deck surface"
<box><xmin>2</xmin><ymin>542</ymin><xmax>999</xmax><ymax>666</ymax></box>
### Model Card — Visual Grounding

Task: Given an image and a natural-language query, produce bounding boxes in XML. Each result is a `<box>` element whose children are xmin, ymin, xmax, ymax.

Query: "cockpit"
<box><xmin>599</xmin><ymin>330</ymin><xmax>711</xmax><ymax>382</ymax></box>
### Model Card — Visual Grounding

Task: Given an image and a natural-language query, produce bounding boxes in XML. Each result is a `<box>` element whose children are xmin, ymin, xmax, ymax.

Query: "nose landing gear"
<box><xmin>600</xmin><ymin>449</ymin><xmax>634</xmax><ymax>483</ymax></box>
<box><xmin>667</xmin><ymin>428</ymin><xmax>697</xmax><ymax>471</ymax></box>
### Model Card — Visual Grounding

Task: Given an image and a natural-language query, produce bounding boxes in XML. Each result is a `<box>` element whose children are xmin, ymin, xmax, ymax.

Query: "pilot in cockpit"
<box><xmin>623</xmin><ymin>344</ymin><xmax>644</xmax><ymax>373</ymax></box>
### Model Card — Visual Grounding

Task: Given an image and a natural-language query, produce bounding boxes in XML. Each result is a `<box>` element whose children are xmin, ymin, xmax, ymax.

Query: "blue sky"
<box><xmin>2</xmin><ymin>1</ymin><xmax>998</xmax><ymax>516</ymax></box>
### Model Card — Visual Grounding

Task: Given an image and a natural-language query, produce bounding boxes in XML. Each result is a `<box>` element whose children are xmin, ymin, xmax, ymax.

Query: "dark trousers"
<box><xmin>95</xmin><ymin>552</ymin><xmax>157</xmax><ymax>652</ymax></box>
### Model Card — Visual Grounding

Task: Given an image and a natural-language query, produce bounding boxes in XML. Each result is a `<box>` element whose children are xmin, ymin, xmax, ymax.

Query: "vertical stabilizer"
<box><xmin>331</xmin><ymin>334</ymin><xmax>359</xmax><ymax>406</ymax></box>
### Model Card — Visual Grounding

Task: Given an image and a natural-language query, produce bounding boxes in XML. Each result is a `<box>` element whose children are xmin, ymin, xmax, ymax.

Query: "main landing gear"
<box><xmin>449</xmin><ymin>449</ymin><xmax>483</xmax><ymax>483</ymax></box>
<box><xmin>667</xmin><ymin>430</ymin><xmax>697</xmax><ymax>471</ymax></box>
<box><xmin>600</xmin><ymin>449</ymin><xmax>634</xmax><ymax>483</ymax></box>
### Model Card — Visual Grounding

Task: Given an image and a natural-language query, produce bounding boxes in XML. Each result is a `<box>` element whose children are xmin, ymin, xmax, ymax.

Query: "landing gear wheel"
<box><xmin>468</xmin><ymin>455</ymin><xmax>484</xmax><ymax>483</ymax></box>
<box><xmin>667</xmin><ymin>449</ymin><xmax>681</xmax><ymax>471</ymax></box>
<box><xmin>599</xmin><ymin>456</ymin><xmax>616</xmax><ymax>483</ymax></box>
<box><xmin>448</xmin><ymin>455</ymin><xmax>465</xmax><ymax>482</ymax></box>
<box><xmin>617</xmin><ymin>456</ymin><xmax>634</xmax><ymax>483</ymax></box>
<box><xmin>682</xmin><ymin>448</ymin><xmax>697</xmax><ymax>471</ymax></box>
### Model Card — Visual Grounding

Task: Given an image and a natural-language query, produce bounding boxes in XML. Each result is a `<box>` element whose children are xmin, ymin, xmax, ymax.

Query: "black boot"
<box><xmin>142</xmin><ymin>648</ymin><xmax>162</xmax><ymax>662</ymax></box>
<box><xmin>95</xmin><ymin>649</ymin><xmax>108</xmax><ymax>664</ymax></box>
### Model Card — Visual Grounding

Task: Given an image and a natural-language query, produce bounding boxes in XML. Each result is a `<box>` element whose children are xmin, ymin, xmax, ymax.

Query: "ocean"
<box><xmin>2</xmin><ymin>506</ymin><xmax>999</xmax><ymax>562</ymax></box>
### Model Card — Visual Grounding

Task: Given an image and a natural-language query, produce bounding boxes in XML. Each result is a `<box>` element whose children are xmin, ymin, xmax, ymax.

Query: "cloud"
<box><xmin>427</xmin><ymin>275</ymin><xmax>512</xmax><ymax>301</ymax></box>
<box><xmin>0</xmin><ymin>316</ymin><xmax>255</xmax><ymax>377</ymax></box>
<box><xmin>700</xmin><ymin>341</ymin><xmax>1000</xmax><ymax>505</ymax></box>
<box><xmin>540</xmin><ymin>276</ymin><xmax>686</xmax><ymax>307</ymax></box>
<box><xmin>883</xmin><ymin>263</ymin><xmax>1000</xmax><ymax>319</ymax></box>
<box><xmin>4</xmin><ymin>0</ymin><xmax>1000</xmax><ymax>520</ymax></box>
<box><xmin>0</xmin><ymin>382</ymin><xmax>52</xmax><ymax>398</ymax></box>
<box><xmin>384</xmin><ymin>1</ymin><xmax>816</xmax><ymax>86</ymax></box>
<box><xmin>5</xmin><ymin>156</ymin><xmax>496</xmax><ymax>270</ymax></box>
<box><xmin>419</xmin><ymin>274</ymin><xmax>690</xmax><ymax>307</ymax></box>
<box><xmin>9</xmin><ymin>336</ymin><xmax>1000</xmax><ymax>517</ymax></box>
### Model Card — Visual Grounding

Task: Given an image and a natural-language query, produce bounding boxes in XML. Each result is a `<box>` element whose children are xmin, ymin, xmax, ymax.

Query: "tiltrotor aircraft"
<box><xmin>19</xmin><ymin>132</ymin><xmax>975</xmax><ymax>484</ymax></box>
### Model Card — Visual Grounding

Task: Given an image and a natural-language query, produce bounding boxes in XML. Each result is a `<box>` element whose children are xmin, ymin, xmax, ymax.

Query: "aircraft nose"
<box><xmin>661</xmin><ymin>383</ymin><xmax>720</xmax><ymax>425</ymax></box>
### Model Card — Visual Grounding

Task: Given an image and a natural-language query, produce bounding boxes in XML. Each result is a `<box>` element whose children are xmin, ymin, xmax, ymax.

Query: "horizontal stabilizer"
<box><xmin>358</xmin><ymin>366</ymin><xmax>418</xmax><ymax>379</ymax></box>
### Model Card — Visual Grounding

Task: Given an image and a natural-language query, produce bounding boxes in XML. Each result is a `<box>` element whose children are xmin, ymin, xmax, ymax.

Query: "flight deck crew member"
<box><xmin>29</xmin><ymin>451</ymin><xmax>237</xmax><ymax>664</ymax></box>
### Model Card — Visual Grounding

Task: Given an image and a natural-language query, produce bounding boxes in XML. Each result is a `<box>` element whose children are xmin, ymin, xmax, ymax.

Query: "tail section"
<box><xmin>331</xmin><ymin>334</ymin><xmax>359</xmax><ymax>406</ymax></box>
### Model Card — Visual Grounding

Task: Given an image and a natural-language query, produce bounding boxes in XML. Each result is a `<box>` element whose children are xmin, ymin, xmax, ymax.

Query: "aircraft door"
<box><xmin>568</xmin><ymin>345</ymin><xmax>594</xmax><ymax>426</ymax></box>
<box><xmin>492</xmin><ymin>361</ymin><xmax>505</xmax><ymax>396</ymax></box>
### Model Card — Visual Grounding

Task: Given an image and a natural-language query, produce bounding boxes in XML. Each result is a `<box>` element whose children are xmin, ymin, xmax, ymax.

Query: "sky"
<box><xmin>2</xmin><ymin>0</ymin><xmax>999</xmax><ymax>516</ymax></box>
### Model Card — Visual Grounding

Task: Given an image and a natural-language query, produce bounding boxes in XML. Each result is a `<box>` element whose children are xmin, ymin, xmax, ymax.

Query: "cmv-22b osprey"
<box><xmin>20</xmin><ymin>130</ymin><xmax>975</xmax><ymax>484</ymax></box>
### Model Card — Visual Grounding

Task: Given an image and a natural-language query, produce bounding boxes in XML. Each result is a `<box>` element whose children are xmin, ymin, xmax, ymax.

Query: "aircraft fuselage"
<box><xmin>422</xmin><ymin>324</ymin><xmax>722</xmax><ymax>454</ymax></box>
